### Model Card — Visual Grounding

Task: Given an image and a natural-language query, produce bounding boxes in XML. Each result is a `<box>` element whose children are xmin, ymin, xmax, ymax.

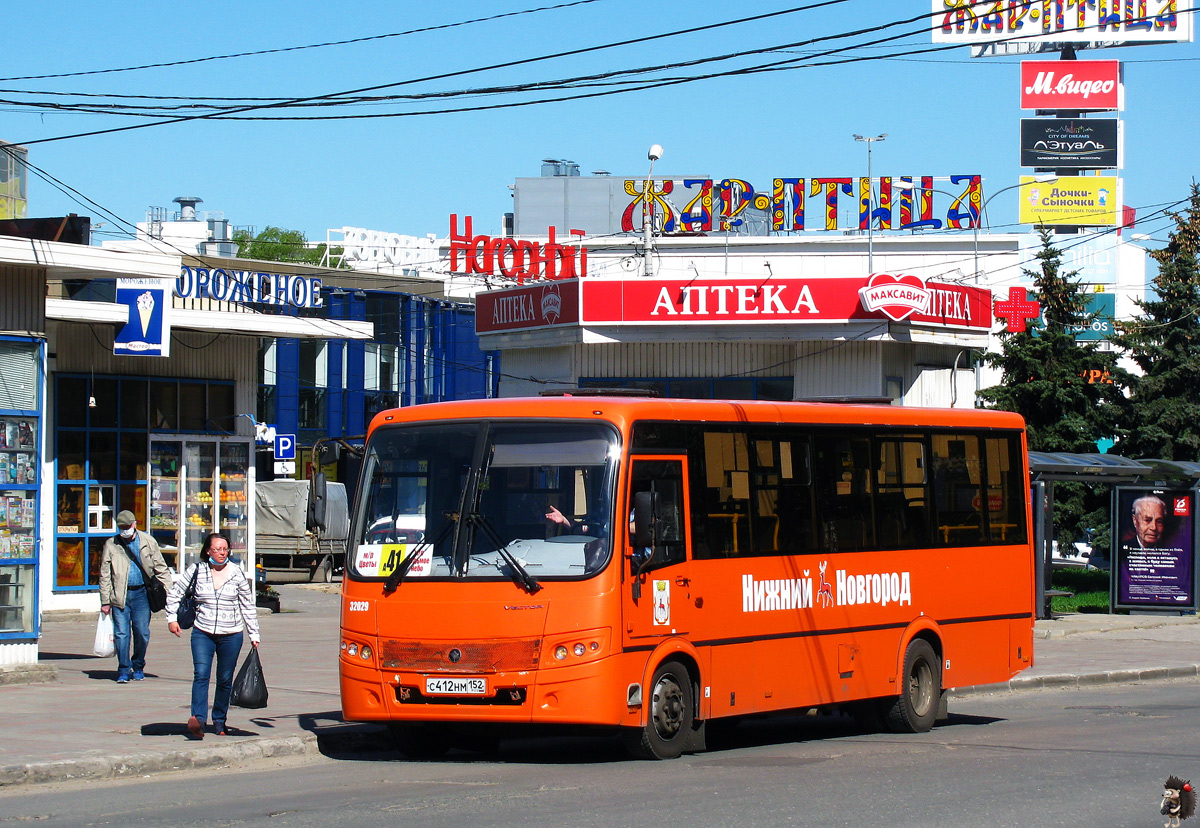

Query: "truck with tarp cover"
<box><xmin>255</xmin><ymin>479</ymin><xmax>349</xmax><ymax>582</ymax></box>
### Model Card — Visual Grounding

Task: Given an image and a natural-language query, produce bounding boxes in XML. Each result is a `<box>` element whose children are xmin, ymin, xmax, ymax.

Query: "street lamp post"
<box><xmin>971</xmin><ymin>175</ymin><xmax>1057</xmax><ymax>283</ymax></box>
<box><xmin>853</xmin><ymin>133</ymin><xmax>887</xmax><ymax>273</ymax></box>
<box><xmin>895</xmin><ymin>174</ymin><xmax>1057</xmax><ymax>283</ymax></box>
<box><xmin>643</xmin><ymin>144</ymin><xmax>663</xmax><ymax>277</ymax></box>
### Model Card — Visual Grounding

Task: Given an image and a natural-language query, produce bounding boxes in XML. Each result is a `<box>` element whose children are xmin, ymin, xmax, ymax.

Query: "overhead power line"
<box><xmin>10</xmin><ymin>4</ymin><xmax>1196</xmax><ymax>134</ymax></box>
<box><xmin>7</xmin><ymin>0</ymin><xmax>864</xmax><ymax>145</ymax></box>
<box><xmin>0</xmin><ymin>0</ymin><xmax>609</xmax><ymax>83</ymax></box>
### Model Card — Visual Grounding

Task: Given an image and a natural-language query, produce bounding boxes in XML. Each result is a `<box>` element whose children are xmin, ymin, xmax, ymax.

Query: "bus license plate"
<box><xmin>425</xmin><ymin>677</ymin><xmax>487</xmax><ymax>696</ymax></box>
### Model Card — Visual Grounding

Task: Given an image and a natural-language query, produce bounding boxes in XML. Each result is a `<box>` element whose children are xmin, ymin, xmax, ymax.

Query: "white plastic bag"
<box><xmin>93</xmin><ymin>613</ymin><xmax>115</xmax><ymax>658</ymax></box>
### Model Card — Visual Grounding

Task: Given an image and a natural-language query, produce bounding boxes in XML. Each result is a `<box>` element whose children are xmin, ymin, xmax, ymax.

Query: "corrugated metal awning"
<box><xmin>45</xmin><ymin>298</ymin><xmax>374</xmax><ymax>340</ymax></box>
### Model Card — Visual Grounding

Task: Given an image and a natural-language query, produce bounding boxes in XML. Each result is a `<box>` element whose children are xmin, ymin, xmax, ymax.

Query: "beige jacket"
<box><xmin>98</xmin><ymin>531</ymin><xmax>173</xmax><ymax>610</ymax></box>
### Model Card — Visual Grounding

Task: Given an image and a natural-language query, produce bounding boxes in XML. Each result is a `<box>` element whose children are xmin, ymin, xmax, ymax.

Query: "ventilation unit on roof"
<box><xmin>173</xmin><ymin>196</ymin><xmax>203</xmax><ymax>221</ymax></box>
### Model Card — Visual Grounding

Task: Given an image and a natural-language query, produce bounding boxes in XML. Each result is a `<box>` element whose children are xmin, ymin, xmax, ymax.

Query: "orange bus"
<box><xmin>339</xmin><ymin>395</ymin><xmax>1034</xmax><ymax>759</ymax></box>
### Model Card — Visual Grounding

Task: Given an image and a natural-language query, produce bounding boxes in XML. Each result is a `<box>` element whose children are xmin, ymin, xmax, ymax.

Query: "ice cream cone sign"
<box><xmin>136</xmin><ymin>291</ymin><xmax>155</xmax><ymax>338</ymax></box>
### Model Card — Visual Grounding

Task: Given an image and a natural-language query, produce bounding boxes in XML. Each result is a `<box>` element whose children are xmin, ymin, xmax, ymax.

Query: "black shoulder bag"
<box><xmin>176</xmin><ymin>564</ymin><xmax>200</xmax><ymax>629</ymax></box>
<box><xmin>123</xmin><ymin>538</ymin><xmax>168</xmax><ymax>613</ymax></box>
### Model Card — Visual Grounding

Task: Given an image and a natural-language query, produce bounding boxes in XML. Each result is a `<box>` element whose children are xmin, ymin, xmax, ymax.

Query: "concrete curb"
<box><xmin>0</xmin><ymin>664</ymin><xmax>57</xmax><ymax>686</ymax></box>
<box><xmin>1034</xmin><ymin>617</ymin><xmax>1200</xmax><ymax>639</ymax></box>
<box><xmin>0</xmin><ymin>733</ymin><xmax>321</xmax><ymax>788</ymax></box>
<box><xmin>949</xmin><ymin>664</ymin><xmax>1200</xmax><ymax>697</ymax></box>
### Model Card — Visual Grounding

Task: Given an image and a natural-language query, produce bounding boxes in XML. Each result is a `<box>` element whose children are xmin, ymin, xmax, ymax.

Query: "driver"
<box><xmin>545</xmin><ymin>504</ymin><xmax>598</xmax><ymax>536</ymax></box>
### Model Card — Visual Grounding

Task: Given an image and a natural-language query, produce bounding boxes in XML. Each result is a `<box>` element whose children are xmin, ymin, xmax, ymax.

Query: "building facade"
<box><xmin>0</xmin><ymin>220</ymin><xmax>496</xmax><ymax>667</ymax></box>
<box><xmin>340</xmin><ymin>167</ymin><xmax>1145</xmax><ymax>406</ymax></box>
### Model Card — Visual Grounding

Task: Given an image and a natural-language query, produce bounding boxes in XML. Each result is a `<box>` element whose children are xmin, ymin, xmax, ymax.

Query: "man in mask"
<box><xmin>99</xmin><ymin>509</ymin><xmax>173</xmax><ymax>683</ymax></box>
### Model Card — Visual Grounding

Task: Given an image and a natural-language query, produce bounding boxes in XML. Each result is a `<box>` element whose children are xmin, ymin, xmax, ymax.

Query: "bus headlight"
<box><xmin>543</xmin><ymin>628</ymin><xmax>610</xmax><ymax>668</ymax></box>
<box><xmin>341</xmin><ymin>638</ymin><xmax>374</xmax><ymax>664</ymax></box>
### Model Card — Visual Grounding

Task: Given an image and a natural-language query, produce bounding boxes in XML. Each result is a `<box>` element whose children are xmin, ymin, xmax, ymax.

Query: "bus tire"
<box><xmin>387</xmin><ymin>723</ymin><xmax>451</xmax><ymax>759</ymax></box>
<box><xmin>311</xmin><ymin>556</ymin><xmax>333</xmax><ymax>583</ymax></box>
<box><xmin>624</xmin><ymin>659</ymin><xmax>694</xmax><ymax>760</ymax></box>
<box><xmin>885</xmin><ymin>638</ymin><xmax>940</xmax><ymax>734</ymax></box>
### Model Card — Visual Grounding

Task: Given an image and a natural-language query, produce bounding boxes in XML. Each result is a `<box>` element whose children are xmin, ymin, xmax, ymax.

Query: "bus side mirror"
<box><xmin>317</xmin><ymin>441</ymin><xmax>341</xmax><ymax>464</ymax></box>
<box><xmin>632</xmin><ymin>490</ymin><xmax>656</xmax><ymax>549</ymax></box>
<box><xmin>311</xmin><ymin>472</ymin><xmax>328</xmax><ymax>532</ymax></box>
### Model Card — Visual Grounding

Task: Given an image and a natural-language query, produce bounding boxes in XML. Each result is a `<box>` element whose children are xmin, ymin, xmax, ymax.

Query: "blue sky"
<box><xmin>5</xmin><ymin>1</ymin><xmax>1198</xmax><ymax>248</ymax></box>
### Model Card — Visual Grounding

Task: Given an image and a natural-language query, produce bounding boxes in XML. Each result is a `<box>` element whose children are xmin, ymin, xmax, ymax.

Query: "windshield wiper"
<box><xmin>382</xmin><ymin>512</ymin><xmax>458</xmax><ymax>595</ymax></box>
<box><xmin>465</xmin><ymin>513</ymin><xmax>542</xmax><ymax>594</ymax></box>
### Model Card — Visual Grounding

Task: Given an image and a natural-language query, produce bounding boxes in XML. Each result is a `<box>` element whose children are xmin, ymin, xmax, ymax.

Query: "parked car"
<box><xmin>1052</xmin><ymin>530</ymin><xmax>1108</xmax><ymax>570</ymax></box>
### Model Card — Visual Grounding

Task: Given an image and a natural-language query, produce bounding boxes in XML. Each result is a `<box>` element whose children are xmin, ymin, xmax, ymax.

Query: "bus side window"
<box><xmin>875</xmin><ymin>437</ymin><xmax>930</xmax><ymax>549</ymax></box>
<box><xmin>750</xmin><ymin>434</ymin><xmax>814</xmax><ymax>555</ymax></box>
<box><xmin>931</xmin><ymin>433</ymin><xmax>984</xmax><ymax>546</ymax></box>
<box><xmin>814</xmin><ymin>434</ymin><xmax>873</xmax><ymax>553</ymax></box>
<box><xmin>982</xmin><ymin>434</ymin><xmax>1027</xmax><ymax>544</ymax></box>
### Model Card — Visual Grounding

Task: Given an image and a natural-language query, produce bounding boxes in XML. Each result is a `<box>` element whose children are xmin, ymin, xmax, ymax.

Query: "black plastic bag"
<box><xmin>230</xmin><ymin>647</ymin><xmax>268</xmax><ymax>709</ymax></box>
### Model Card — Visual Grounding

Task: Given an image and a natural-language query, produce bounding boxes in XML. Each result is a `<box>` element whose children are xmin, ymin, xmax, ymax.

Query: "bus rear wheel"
<box><xmin>625</xmin><ymin>659</ymin><xmax>694</xmax><ymax>760</ymax></box>
<box><xmin>387</xmin><ymin>723</ymin><xmax>451</xmax><ymax>759</ymax></box>
<box><xmin>885</xmin><ymin>638</ymin><xmax>940</xmax><ymax>733</ymax></box>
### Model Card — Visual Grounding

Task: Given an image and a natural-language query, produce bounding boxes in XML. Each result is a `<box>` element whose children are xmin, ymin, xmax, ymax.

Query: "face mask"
<box><xmin>119</xmin><ymin>527</ymin><xmax>136</xmax><ymax>540</ymax></box>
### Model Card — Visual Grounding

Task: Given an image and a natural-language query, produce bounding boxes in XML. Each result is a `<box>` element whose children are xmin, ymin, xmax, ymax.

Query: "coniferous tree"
<box><xmin>981</xmin><ymin>226</ymin><xmax>1128</xmax><ymax>450</ymax></box>
<box><xmin>1111</xmin><ymin>184</ymin><xmax>1200</xmax><ymax>461</ymax></box>
<box><xmin>980</xmin><ymin>226</ymin><xmax>1129</xmax><ymax>545</ymax></box>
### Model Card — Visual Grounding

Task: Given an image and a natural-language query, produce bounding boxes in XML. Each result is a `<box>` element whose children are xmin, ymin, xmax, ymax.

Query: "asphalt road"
<box><xmin>3</xmin><ymin>679</ymin><xmax>1198</xmax><ymax>828</ymax></box>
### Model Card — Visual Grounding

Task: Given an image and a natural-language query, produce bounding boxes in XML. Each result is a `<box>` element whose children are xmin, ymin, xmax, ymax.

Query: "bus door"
<box><xmin>622</xmin><ymin>457</ymin><xmax>691</xmax><ymax>642</ymax></box>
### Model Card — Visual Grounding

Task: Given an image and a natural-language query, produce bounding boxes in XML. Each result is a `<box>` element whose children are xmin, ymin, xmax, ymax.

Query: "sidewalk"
<box><xmin>2</xmin><ymin>585</ymin><xmax>1199</xmax><ymax>788</ymax></box>
<box><xmin>0</xmin><ymin>583</ymin><xmax>376</xmax><ymax>788</ymax></box>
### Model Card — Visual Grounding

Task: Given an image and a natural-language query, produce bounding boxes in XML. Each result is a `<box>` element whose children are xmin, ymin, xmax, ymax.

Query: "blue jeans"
<box><xmin>112</xmin><ymin>586</ymin><xmax>151</xmax><ymax>675</ymax></box>
<box><xmin>189</xmin><ymin>628</ymin><xmax>244</xmax><ymax>728</ymax></box>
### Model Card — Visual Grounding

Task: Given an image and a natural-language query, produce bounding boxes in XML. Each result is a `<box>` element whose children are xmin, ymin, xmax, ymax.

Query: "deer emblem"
<box><xmin>817</xmin><ymin>560</ymin><xmax>835</xmax><ymax>608</ymax></box>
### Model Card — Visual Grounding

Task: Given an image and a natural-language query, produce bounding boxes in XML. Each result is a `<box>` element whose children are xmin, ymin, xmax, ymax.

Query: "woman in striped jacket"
<box><xmin>166</xmin><ymin>533</ymin><xmax>261</xmax><ymax>739</ymax></box>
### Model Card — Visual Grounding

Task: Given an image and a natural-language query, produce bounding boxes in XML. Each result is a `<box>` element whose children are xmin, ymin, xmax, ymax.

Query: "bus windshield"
<box><xmin>350</xmin><ymin>420</ymin><xmax>618</xmax><ymax>582</ymax></box>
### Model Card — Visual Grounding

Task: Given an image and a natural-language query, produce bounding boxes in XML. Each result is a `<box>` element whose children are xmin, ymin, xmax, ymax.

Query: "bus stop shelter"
<box><xmin>1029</xmin><ymin>453</ymin><xmax>1200</xmax><ymax>618</ymax></box>
<box><xmin>1028</xmin><ymin>452</ymin><xmax>1150</xmax><ymax>619</ymax></box>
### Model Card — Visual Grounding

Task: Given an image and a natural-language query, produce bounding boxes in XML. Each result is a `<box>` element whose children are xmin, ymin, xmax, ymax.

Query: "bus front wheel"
<box><xmin>625</xmin><ymin>659</ymin><xmax>694</xmax><ymax>760</ymax></box>
<box><xmin>885</xmin><ymin>638</ymin><xmax>940</xmax><ymax>733</ymax></box>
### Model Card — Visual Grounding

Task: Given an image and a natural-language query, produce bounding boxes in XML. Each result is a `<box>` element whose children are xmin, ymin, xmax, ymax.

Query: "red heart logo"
<box><xmin>859</xmin><ymin>273</ymin><xmax>930</xmax><ymax>322</ymax></box>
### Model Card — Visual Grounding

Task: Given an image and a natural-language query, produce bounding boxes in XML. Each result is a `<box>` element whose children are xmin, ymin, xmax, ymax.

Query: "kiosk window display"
<box><xmin>150</xmin><ymin>438</ymin><xmax>250</xmax><ymax>572</ymax></box>
<box><xmin>0</xmin><ymin>338</ymin><xmax>42</xmax><ymax>639</ymax></box>
<box><xmin>0</xmin><ymin>415</ymin><xmax>39</xmax><ymax>632</ymax></box>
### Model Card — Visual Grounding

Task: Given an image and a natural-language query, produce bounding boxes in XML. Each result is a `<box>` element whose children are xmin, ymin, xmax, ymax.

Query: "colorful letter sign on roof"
<box><xmin>933</xmin><ymin>0</ymin><xmax>1193</xmax><ymax>45</ymax></box>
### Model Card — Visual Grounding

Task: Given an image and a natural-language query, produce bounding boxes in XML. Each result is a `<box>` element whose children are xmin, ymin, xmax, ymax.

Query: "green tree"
<box><xmin>1111</xmin><ymin>184</ymin><xmax>1200</xmax><ymax>461</ymax></box>
<box><xmin>233</xmin><ymin>225</ymin><xmax>342</xmax><ymax>266</ymax></box>
<box><xmin>980</xmin><ymin>226</ymin><xmax>1129</xmax><ymax>545</ymax></box>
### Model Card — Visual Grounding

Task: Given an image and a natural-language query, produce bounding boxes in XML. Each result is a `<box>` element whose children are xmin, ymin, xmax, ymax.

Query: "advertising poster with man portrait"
<box><xmin>1114</xmin><ymin>487</ymin><xmax>1197</xmax><ymax>611</ymax></box>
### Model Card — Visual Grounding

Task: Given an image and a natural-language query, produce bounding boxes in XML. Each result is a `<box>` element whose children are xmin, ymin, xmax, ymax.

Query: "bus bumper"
<box><xmin>341</xmin><ymin>654</ymin><xmax>642</xmax><ymax>727</ymax></box>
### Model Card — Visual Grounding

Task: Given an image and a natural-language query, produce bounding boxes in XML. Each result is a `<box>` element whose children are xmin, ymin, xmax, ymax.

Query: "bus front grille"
<box><xmin>380</xmin><ymin>638</ymin><xmax>542</xmax><ymax>673</ymax></box>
